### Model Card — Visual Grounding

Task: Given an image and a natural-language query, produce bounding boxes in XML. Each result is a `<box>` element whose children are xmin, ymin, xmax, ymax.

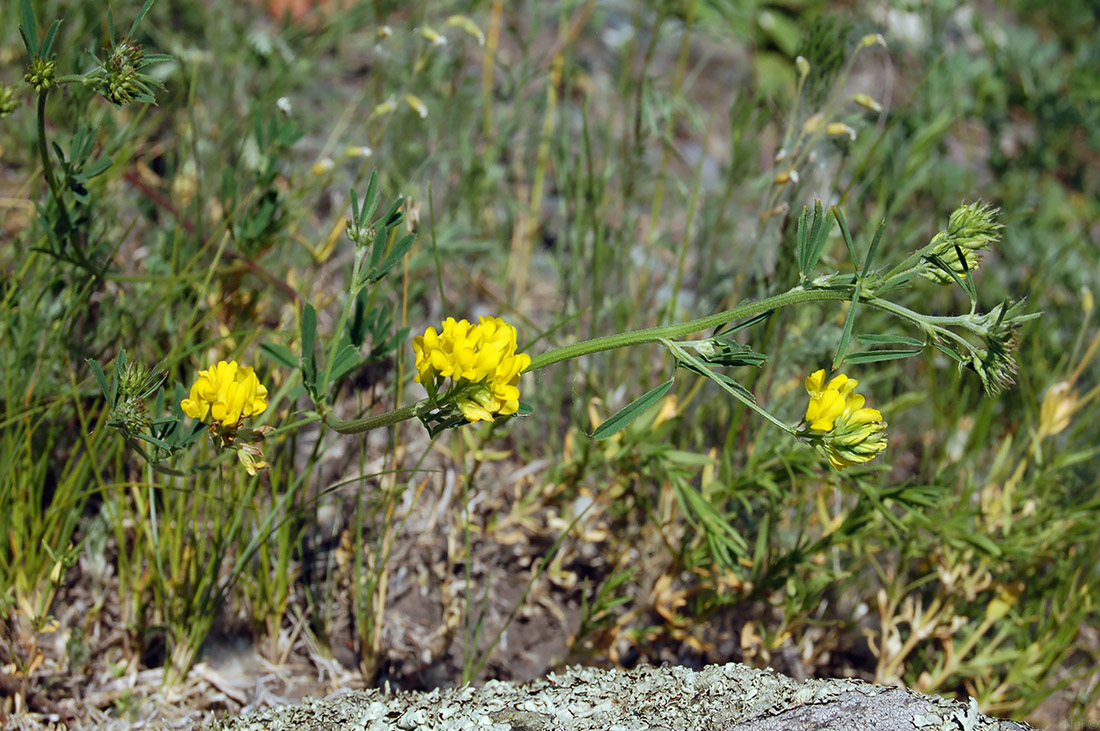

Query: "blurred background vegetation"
<box><xmin>1</xmin><ymin>0</ymin><xmax>1097</xmax><ymax>727</ymax></box>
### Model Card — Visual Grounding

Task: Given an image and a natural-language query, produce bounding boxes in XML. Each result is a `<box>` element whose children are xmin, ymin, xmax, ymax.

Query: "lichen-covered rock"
<box><xmin>203</xmin><ymin>663</ymin><xmax>1039</xmax><ymax>731</ymax></box>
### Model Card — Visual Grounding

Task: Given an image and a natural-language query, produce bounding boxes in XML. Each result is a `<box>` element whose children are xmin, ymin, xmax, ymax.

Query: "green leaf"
<box><xmin>832</xmin><ymin>206</ymin><xmax>860</xmax><ymax>267</ymax></box>
<box><xmin>134</xmin><ymin>432</ymin><xmax>173</xmax><ymax>451</ymax></box>
<box><xmin>301</xmin><ymin>303</ymin><xmax>317</xmax><ymax>393</ymax></box>
<box><xmin>84</xmin><ymin>157</ymin><xmax>114</xmax><ymax>179</ymax></box>
<box><xmin>360</xmin><ymin>171</ymin><xmax>380</xmax><ymax>224</ymax></box>
<box><xmin>956</xmin><ymin>243</ymin><xmax>978</xmax><ymax>303</ymax></box>
<box><xmin>108</xmin><ymin>6</ymin><xmax>117</xmax><ymax>47</ymax></box>
<box><xmin>932</xmin><ymin>342</ymin><xmax>965</xmax><ymax>364</ymax></box>
<box><xmin>370</xmin><ymin>232</ymin><xmax>416</xmax><ymax>282</ymax></box>
<box><xmin>260</xmin><ymin>341</ymin><xmax>298</xmax><ymax>370</ymax></box>
<box><xmin>368</xmin><ymin>226</ymin><xmax>388</xmax><ymax>270</ymax></box>
<box><xmin>832</xmin><ymin>284</ymin><xmax>860</xmax><ymax>371</ymax></box>
<box><xmin>857</xmin><ymin>334</ymin><xmax>925</xmax><ymax>347</ymax></box>
<box><xmin>86</xmin><ymin>358</ymin><xmax>113</xmax><ymax>406</ymax></box>
<box><xmin>381</xmin><ymin>196</ymin><xmax>405</xmax><ymax>228</ymax></box>
<box><xmin>680</xmin><ymin>361</ymin><xmax>756</xmax><ymax>403</ymax></box>
<box><xmin>803</xmin><ymin>200</ymin><xmax>834</xmax><ymax>277</ymax></box>
<box><xmin>795</xmin><ymin>205</ymin><xmax>810</xmax><ymax>278</ymax></box>
<box><xmin>346</xmin><ymin>289</ymin><xmax>367</xmax><ymax>347</ymax></box>
<box><xmin>861</xmin><ymin>219</ymin><xmax>887</xmax><ymax>279</ymax></box>
<box><xmin>19</xmin><ymin>0</ymin><xmax>38</xmax><ymax>56</ymax></box>
<box><xmin>130</xmin><ymin>0</ymin><xmax>157</xmax><ymax>37</ymax></box>
<box><xmin>663</xmin><ymin>450</ymin><xmax>715</xmax><ymax>467</ymax></box>
<box><xmin>962</xmin><ymin>531</ymin><xmax>1002</xmax><ymax>557</ymax></box>
<box><xmin>845</xmin><ymin>348</ymin><xmax>924</xmax><ymax>364</ymax></box>
<box><xmin>592</xmin><ymin>378</ymin><xmax>674</xmax><ymax>440</ymax></box>
<box><xmin>349</xmin><ymin>187</ymin><xmax>360</xmax><ymax>223</ymax></box>
<box><xmin>41</xmin><ymin>20</ymin><xmax>61</xmax><ymax>58</ymax></box>
<box><xmin>328</xmin><ymin>343</ymin><xmax>362</xmax><ymax>384</ymax></box>
<box><xmin>715</xmin><ymin>310</ymin><xmax>773</xmax><ymax>336</ymax></box>
<box><xmin>925</xmin><ymin>253</ymin><xmax>975</xmax><ymax>299</ymax></box>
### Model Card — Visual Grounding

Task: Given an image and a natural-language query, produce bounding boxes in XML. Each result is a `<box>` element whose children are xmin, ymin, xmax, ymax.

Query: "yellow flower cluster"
<box><xmin>413</xmin><ymin>316</ymin><xmax>531</xmax><ymax>423</ymax></box>
<box><xmin>181</xmin><ymin>360</ymin><xmax>269</xmax><ymax>428</ymax></box>
<box><xmin>804</xmin><ymin>369</ymin><xmax>887</xmax><ymax>470</ymax></box>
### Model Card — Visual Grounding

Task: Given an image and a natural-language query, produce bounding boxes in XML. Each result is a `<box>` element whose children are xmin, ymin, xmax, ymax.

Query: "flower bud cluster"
<box><xmin>111</xmin><ymin>360</ymin><xmax>166</xmax><ymax>436</ymax></box>
<box><xmin>104</xmin><ymin>38</ymin><xmax>144</xmax><ymax>105</ymax></box>
<box><xmin>414</xmin><ymin>317</ymin><xmax>531</xmax><ymax>423</ymax></box>
<box><xmin>921</xmin><ymin>201</ymin><xmax>1002</xmax><ymax>284</ymax></box>
<box><xmin>0</xmin><ymin>83</ymin><xmax>17</xmax><ymax>118</ymax></box>
<box><xmin>24</xmin><ymin>56</ymin><xmax>57</xmax><ymax>92</ymax></box>
<box><xmin>801</xmin><ymin>369</ymin><xmax>887</xmax><ymax>470</ymax></box>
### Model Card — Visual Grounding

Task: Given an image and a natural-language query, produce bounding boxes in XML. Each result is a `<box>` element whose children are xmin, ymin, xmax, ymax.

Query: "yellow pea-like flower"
<box><xmin>181</xmin><ymin>360</ymin><xmax>268</xmax><ymax>428</ymax></box>
<box><xmin>413</xmin><ymin>316</ymin><xmax>530</xmax><ymax>424</ymax></box>
<box><xmin>802</xmin><ymin>369</ymin><xmax>887</xmax><ymax>470</ymax></box>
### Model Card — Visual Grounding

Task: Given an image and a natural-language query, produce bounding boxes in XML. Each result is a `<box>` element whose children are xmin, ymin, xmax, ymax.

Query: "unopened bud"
<box><xmin>405</xmin><ymin>94</ymin><xmax>428</xmax><ymax>119</ymax></box>
<box><xmin>860</xmin><ymin>33</ymin><xmax>887</xmax><ymax>49</ymax></box>
<box><xmin>418</xmin><ymin>26</ymin><xmax>448</xmax><ymax>47</ymax></box>
<box><xmin>311</xmin><ymin>158</ymin><xmax>334</xmax><ymax>176</ymax></box>
<box><xmin>370</xmin><ymin>99</ymin><xmax>397</xmax><ymax>119</ymax></box>
<box><xmin>795</xmin><ymin>56</ymin><xmax>810</xmax><ymax>79</ymax></box>
<box><xmin>826</xmin><ymin>123</ymin><xmax>856</xmax><ymax>140</ymax></box>
<box><xmin>774</xmin><ymin>169</ymin><xmax>799</xmax><ymax>185</ymax></box>
<box><xmin>445</xmin><ymin>15</ymin><xmax>486</xmax><ymax>46</ymax></box>
<box><xmin>25</xmin><ymin>55</ymin><xmax>58</xmax><ymax>92</ymax></box>
<box><xmin>761</xmin><ymin>202</ymin><xmax>790</xmax><ymax>223</ymax></box>
<box><xmin>803</xmin><ymin>114</ymin><xmax>823</xmax><ymax>134</ymax></box>
<box><xmin>0</xmin><ymin>82</ymin><xmax>17</xmax><ymax>118</ymax></box>
<box><xmin>851</xmin><ymin>93</ymin><xmax>882</xmax><ymax>112</ymax></box>
<box><xmin>1082</xmin><ymin>287</ymin><xmax>1094</xmax><ymax>317</ymax></box>
<box><xmin>345</xmin><ymin>145</ymin><xmax>373</xmax><ymax>158</ymax></box>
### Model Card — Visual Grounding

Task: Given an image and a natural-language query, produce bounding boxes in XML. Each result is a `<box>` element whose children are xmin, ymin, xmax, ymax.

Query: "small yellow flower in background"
<box><xmin>413</xmin><ymin>316</ymin><xmax>531</xmax><ymax>423</ymax></box>
<box><xmin>181</xmin><ymin>360</ymin><xmax>268</xmax><ymax>428</ymax></box>
<box><xmin>1037</xmin><ymin>381</ymin><xmax>1078</xmax><ymax>440</ymax></box>
<box><xmin>802</xmin><ymin>369</ymin><xmax>887</xmax><ymax>470</ymax></box>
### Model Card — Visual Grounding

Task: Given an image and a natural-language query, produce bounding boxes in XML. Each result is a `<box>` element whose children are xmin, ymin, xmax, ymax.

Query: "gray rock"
<box><xmin>203</xmin><ymin>663</ymin><xmax>1039</xmax><ymax>731</ymax></box>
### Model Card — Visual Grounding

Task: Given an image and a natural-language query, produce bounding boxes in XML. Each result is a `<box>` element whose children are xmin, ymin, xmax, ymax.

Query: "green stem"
<box><xmin>528</xmin><ymin>286</ymin><xmax>852</xmax><ymax>370</ymax></box>
<box><xmin>321</xmin><ymin>248</ymin><xmax>366</xmax><ymax>401</ymax></box>
<box><xmin>867</xmin><ymin>297</ymin><xmax>976</xmax><ymax>352</ymax></box>
<box><xmin>36</xmin><ymin>90</ymin><xmax>74</xmax><ymax>238</ymax></box>
<box><xmin>327</xmin><ymin>286</ymin><xmax>855</xmax><ymax>435</ymax></box>
<box><xmin>324</xmin><ymin>400</ymin><xmax>423</xmax><ymax>435</ymax></box>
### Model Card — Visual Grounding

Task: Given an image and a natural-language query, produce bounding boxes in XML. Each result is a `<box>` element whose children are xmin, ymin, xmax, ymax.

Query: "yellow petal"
<box><xmin>805</xmin><ymin>369</ymin><xmax>826</xmax><ymax>395</ymax></box>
